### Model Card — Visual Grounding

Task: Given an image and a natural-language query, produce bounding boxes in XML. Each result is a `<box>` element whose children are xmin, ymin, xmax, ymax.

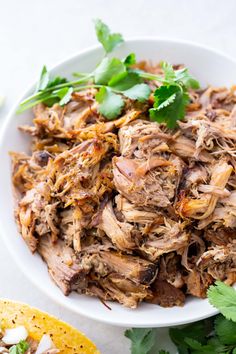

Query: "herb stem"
<box><xmin>73</xmin><ymin>72</ymin><xmax>91</xmax><ymax>78</ymax></box>
<box><xmin>18</xmin><ymin>83</ymin><xmax>123</xmax><ymax>114</ymax></box>
<box><xmin>51</xmin><ymin>75</ymin><xmax>93</xmax><ymax>90</ymax></box>
<box><xmin>73</xmin><ymin>84</ymin><xmax>121</xmax><ymax>94</ymax></box>
<box><xmin>20</xmin><ymin>75</ymin><xmax>93</xmax><ymax>106</ymax></box>
<box><xmin>138</xmin><ymin>72</ymin><xmax>165</xmax><ymax>83</ymax></box>
<box><xmin>73</xmin><ymin>84</ymin><xmax>102</xmax><ymax>91</ymax></box>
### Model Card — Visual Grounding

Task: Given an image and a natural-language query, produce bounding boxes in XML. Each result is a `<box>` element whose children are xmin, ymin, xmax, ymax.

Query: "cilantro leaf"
<box><xmin>147</xmin><ymin>62</ymin><xmax>199</xmax><ymax>128</ymax></box>
<box><xmin>215</xmin><ymin>315</ymin><xmax>236</xmax><ymax>345</ymax></box>
<box><xmin>36</xmin><ymin>65</ymin><xmax>49</xmax><ymax>92</ymax></box>
<box><xmin>35</xmin><ymin>67</ymin><xmax>68</xmax><ymax>93</ymax></box>
<box><xmin>39</xmin><ymin>96</ymin><xmax>59</xmax><ymax>107</ymax></box>
<box><xmin>161</xmin><ymin>61</ymin><xmax>176</xmax><ymax>83</ymax></box>
<box><xmin>150</xmin><ymin>85</ymin><xmax>189</xmax><ymax>128</ymax></box>
<box><xmin>108</xmin><ymin>72</ymin><xmax>141</xmax><ymax>90</ymax></box>
<box><xmin>175</xmin><ymin>68</ymin><xmax>200</xmax><ymax>89</ymax></box>
<box><xmin>56</xmin><ymin>87</ymin><xmax>73</xmax><ymax>105</ymax></box>
<box><xmin>124</xmin><ymin>53</ymin><xmax>136</xmax><ymax>67</ymax></box>
<box><xmin>148</xmin><ymin>62</ymin><xmax>199</xmax><ymax>128</ymax></box>
<box><xmin>94</xmin><ymin>19</ymin><xmax>124</xmax><ymax>53</ymax></box>
<box><xmin>184</xmin><ymin>338</ymin><xmax>220</xmax><ymax>354</ymax></box>
<box><xmin>169</xmin><ymin>320</ymin><xmax>212</xmax><ymax>354</ymax></box>
<box><xmin>9</xmin><ymin>340</ymin><xmax>29</xmax><ymax>354</ymax></box>
<box><xmin>94</xmin><ymin>57</ymin><xmax>126</xmax><ymax>85</ymax></box>
<box><xmin>34</xmin><ymin>65</ymin><xmax>68</xmax><ymax>105</ymax></box>
<box><xmin>125</xmin><ymin>328</ymin><xmax>156</xmax><ymax>354</ymax></box>
<box><xmin>206</xmin><ymin>337</ymin><xmax>229</xmax><ymax>354</ymax></box>
<box><xmin>96</xmin><ymin>86</ymin><xmax>124</xmax><ymax>119</ymax></box>
<box><xmin>207</xmin><ymin>281</ymin><xmax>236</xmax><ymax>322</ymax></box>
<box><xmin>184</xmin><ymin>338</ymin><xmax>205</xmax><ymax>350</ymax></box>
<box><xmin>123</xmin><ymin>83</ymin><xmax>151</xmax><ymax>102</ymax></box>
<box><xmin>161</xmin><ymin>62</ymin><xmax>200</xmax><ymax>89</ymax></box>
<box><xmin>158</xmin><ymin>351</ymin><xmax>170</xmax><ymax>354</ymax></box>
<box><xmin>46</xmin><ymin>76</ymin><xmax>67</xmax><ymax>88</ymax></box>
<box><xmin>42</xmin><ymin>86</ymin><xmax>73</xmax><ymax>107</ymax></box>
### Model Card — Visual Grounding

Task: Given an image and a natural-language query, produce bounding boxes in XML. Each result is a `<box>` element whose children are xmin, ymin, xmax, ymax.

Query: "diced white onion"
<box><xmin>35</xmin><ymin>334</ymin><xmax>55</xmax><ymax>354</ymax></box>
<box><xmin>2</xmin><ymin>326</ymin><xmax>28</xmax><ymax>345</ymax></box>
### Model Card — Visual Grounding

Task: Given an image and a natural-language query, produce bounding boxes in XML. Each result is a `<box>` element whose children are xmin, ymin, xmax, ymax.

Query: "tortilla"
<box><xmin>0</xmin><ymin>299</ymin><xmax>100</xmax><ymax>353</ymax></box>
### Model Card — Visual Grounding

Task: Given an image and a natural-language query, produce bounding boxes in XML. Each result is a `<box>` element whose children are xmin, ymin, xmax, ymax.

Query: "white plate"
<box><xmin>0</xmin><ymin>38</ymin><xmax>236</xmax><ymax>327</ymax></box>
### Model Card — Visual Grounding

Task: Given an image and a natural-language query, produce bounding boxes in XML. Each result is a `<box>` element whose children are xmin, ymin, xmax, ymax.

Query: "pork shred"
<box><xmin>11</xmin><ymin>64</ymin><xmax>236</xmax><ymax>309</ymax></box>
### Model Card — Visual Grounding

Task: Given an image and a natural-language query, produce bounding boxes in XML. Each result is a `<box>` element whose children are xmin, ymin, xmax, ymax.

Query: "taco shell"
<box><xmin>0</xmin><ymin>299</ymin><xmax>100</xmax><ymax>353</ymax></box>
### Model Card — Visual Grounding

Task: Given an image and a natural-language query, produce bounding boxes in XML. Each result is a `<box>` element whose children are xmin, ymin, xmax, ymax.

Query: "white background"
<box><xmin>0</xmin><ymin>0</ymin><xmax>236</xmax><ymax>352</ymax></box>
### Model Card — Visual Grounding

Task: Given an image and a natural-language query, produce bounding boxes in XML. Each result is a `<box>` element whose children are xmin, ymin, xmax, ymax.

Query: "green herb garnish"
<box><xmin>149</xmin><ymin>62</ymin><xmax>199</xmax><ymax>128</ymax></box>
<box><xmin>125</xmin><ymin>328</ymin><xmax>156</xmax><ymax>354</ymax></box>
<box><xmin>208</xmin><ymin>280</ymin><xmax>236</xmax><ymax>322</ymax></box>
<box><xmin>18</xmin><ymin>19</ymin><xmax>199</xmax><ymax>128</ymax></box>
<box><xmin>9</xmin><ymin>340</ymin><xmax>29</xmax><ymax>354</ymax></box>
<box><xmin>215</xmin><ymin>315</ymin><xmax>236</xmax><ymax>345</ymax></box>
<box><xmin>125</xmin><ymin>282</ymin><xmax>236</xmax><ymax>354</ymax></box>
<box><xmin>94</xmin><ymin>18</ymin><xmax>124</xmax><ymax>54</ymax></box>
<box><xmin>95</xmin><ymin>86</ymin><xmax>124</xmax><ymax>119</ymax></box>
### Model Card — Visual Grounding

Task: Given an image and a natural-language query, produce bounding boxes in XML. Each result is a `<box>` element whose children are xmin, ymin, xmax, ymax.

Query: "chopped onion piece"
<box><xmin>2</xmin><ymin>326</ymin><xmax>28</xmax><ymax>345</ymax></box>
<box><xmin>35</xmin><ymin>334</ymin><xmax>56</xmax><ymax>354</ymax></box>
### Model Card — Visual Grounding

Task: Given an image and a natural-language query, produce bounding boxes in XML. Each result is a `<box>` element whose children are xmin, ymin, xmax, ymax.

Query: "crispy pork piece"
<box><xmin>159</xmin><ymin>253</ymin><xmax>184</xmax><ymax>288</ymax></box>
<box><xmin>113</xmin><ymin>155</ymin><xmax>183</xmax><ymax>208</ymax></box>
<box><xmin>177</xmin><ymin>160</ymin><xmax>233</xmax><ymax>220</ymax></box>
<box><xmin>112</xmin><ymin>110</ymin><xmax>142</xmax><ymax>128</ymax></box>
<box><xmin>198</xmin><ymin>188</ymin><xmax>236</xmax><ymax>230</ymax></box>
<box><xmin>147</xmin><ymin>278</ymin><xmax>185</xmax><ymax>307</ymax></box>
<box><xmin>140</xmin><ymin>220</ymin><xmax>189</xmax><ymax>261</ymax></box>
<box><xmin>204</xmin><ymin>228</ymin><xmax>236</xmax><ymax>246</ymax></box>
<box><xmin>169</xmin><ymin>135</ymin><xmax>213</xmax><ymax>162</ymax></box>
<box><xmin>31</xmin><ymin>91</ymin><xmax>98</xmax><ymax>138</ymax></box>
<box><xmin>185</xmin><ymin>270</ymin><xmax>213</xmax><ymax>298</ymax></box>
<box><xmin>38</xmin><ymin>236</ymin><xmax>87</xmax><ymax>295</ymax></box>
<box><xmin>179</xmin><ymin>112</ymin><xmax>236</xmax><ymax>145</ymax></box>
<box><xmin>180</xmin><ymin>164</ymin><xmax>208</xmax><ymax>189</ymax></box>
<box><xmin>16</xmin><ymin>182</ymin><xmax>58</xmax><ymax>252</ymax></box>
<box><xmin>118</xmin><ymin>119</ymin><xmax>171</xmax><ymax>158</ymax></box>
<box><xmin>197</xmin><ymin>245</ymin><xmax>232</xmax><ymax>268</ymax></box>
<box><xmin>99</xmin><ymin>201</ymin><xmax>136</xmax><ymax>250</ymax></box>
<box><xmin>100</xmin><ymin>251</ymin><xmax>158</xmax><ymax>285</ymax></box>
<box><xmin>181</xmin><ymin>233</ymin><xmax>206</xmax><ymax>271</ymax></box>
<box><xmin>80</xmin><ymin>250</ymin><xmax>158</xmax><ymax>285</ymax></box>
<box><xmin>115</xmin><ymin>195</ymin><xmax>159</xmax><ymax>224</ymax></box>
<box><xmin>196</xmin><ymin>243</ymin><xmax>236</xmax><ymax>283</ymax></box>
<box><xmin>98</xmin><ymin>274</ymin><xmax>150</xmax><ymax>308</ymax></box>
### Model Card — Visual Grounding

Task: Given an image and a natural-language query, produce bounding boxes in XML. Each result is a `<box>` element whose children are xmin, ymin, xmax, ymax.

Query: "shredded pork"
<box><xmin>11</xmin><ymin>63</ymin><xmax>236</xmax><ymax>308</ymax></box>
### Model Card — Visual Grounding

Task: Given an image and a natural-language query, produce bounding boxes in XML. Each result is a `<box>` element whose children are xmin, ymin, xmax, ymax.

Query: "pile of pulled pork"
<box><xmin>11</xmin><ymin>63</ymin><xmax>236</xmax><ymax>308</ymax></box>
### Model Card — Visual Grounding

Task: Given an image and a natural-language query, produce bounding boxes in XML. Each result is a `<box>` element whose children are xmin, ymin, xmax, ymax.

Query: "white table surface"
<box><xmin>0</xmin><ymin>0</ymin><xmax>236</xmax><ymax>352</ymax></box>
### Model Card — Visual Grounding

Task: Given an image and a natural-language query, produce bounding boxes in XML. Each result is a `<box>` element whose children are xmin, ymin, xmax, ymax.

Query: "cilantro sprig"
<box><xmin>94</xmin><ymin>18</ymin><xmax>124</xmax><ymax>54</ymax></box>
<box><xmin>149</xmin><ymin>62</ymin><xmax>199</xmax><ymax>128</ymax></box>
<box><xmin>125</xmin><ymin>282</ymin><xmax>236</xmax><ymax>354</ymax></box>
<box><xmin>9</xmin><ymin>340</ymin><xmax>29</xmax><ymax>354</ymax></box>
<box><xmin>125</xmin><ymin>328</ymin><xmax>158</xmax><ymax>354</ymax></box>
<box><xmin>18</xmin><ymin>19</ymin><xmax>199</xmax><ymax>128</ymax></box>
<box><xmin>18</xmin><ymin>53</ymin><xmax>151</xmax><ymax>119</ymax></box>
<box><xmin>208</xmin><ymin>280</ymin><xmax>236</xmax><ymax>322</ymax></box>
